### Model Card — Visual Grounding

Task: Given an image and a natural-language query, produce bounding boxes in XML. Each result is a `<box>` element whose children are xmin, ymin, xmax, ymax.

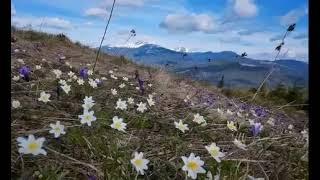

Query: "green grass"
<box><xmin>11</xmin><ymin>29</ymin><xmax>308</xmax><ymax>180</ymax></box>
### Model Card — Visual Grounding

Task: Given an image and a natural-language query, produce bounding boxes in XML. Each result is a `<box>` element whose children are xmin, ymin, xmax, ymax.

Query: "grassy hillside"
<box><xmin>11</xmin><ymin>29</ymin><xmax>308</xmax><ymax>179</ymax></box>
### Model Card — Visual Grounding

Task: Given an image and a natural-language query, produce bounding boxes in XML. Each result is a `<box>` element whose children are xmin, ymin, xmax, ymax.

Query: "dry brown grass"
<box><xmin>11</xmin><ymin>29</ymin><xmax>308</xmax><ymax>180</ymax></box>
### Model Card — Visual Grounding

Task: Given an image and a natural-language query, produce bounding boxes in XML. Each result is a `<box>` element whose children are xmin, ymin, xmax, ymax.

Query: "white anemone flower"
<box><xmin>111</xmin><ymin>74</ymin><xmax>118</xmax><ymax>80</ymax></box>
<box><xmin>147</xmin><ymin>98</ymin><xmax>155</xmax><ymax>106</ymax></box>
<box><xmin>110</xmin><ymin>116</ymin><xmax>127</xmax><ymax>132</ymax></box>
<box><xmin>136</xmin><ymin>87</ymin><xmax>140</xmax><ymax>90</ymax></box>
<box><xmin>288</xmin><ymin>124</ymin><xmax>294</xmax><ymax>130</ymax></box>
<box><xmin>14</xmin><ymin>49</ymin><xmax>20</xmax><ymax>53</ymax></box>
<box><xmin>206</xmin><ymin>171</ymin><xmax>220</xmax><ymax>180</ymax></box>
<box><xmin>123</xmin><ymin>77</ymin><xmax>128</xmax><ymax>81</ymax></box>
<box><xmin>131</xmin><ymin>152</ymin><xmax>150</xmax><ymax>175</ymax></box>
<box><xmin>233</xmin><ymin>138</ymin><xmax>247</xmax><ymax>150</ymax></box>
<box><xmin>115</xmin><ymin>99</ymin><xmax>127</xmax><ymax>110</ymax></box>
<box><xmin>111</xmin><ymin>89</ymin><xmax>117</xmax><ymax>95</ymax></box>
<box><xmin>127</xmin><ymin>97</ymin><xmax>134</xmax><ymax>104</ymax></box>
<box><xmin>236</xmin><ymin>112</ymin><xmax>243</xmax><ymax>118</ymax></box>
<box><xmin>12</xmin><ymin>100</ymin><xmax>21</xmax><ymax>109</ymax></box>
<box><xmin>147</xmin><ymin>83</ymin><xmax>152</xmax><ymax>87</ymax></box>
<box><xmin>17</xmin><ymin>58</ymin><xmax>24</xmax><ymax>64</ymax></box>
<box><xmin>174</xmin><ymin>120</ymin><xmax>189</xmax><ymax>133</ymax></box>
<box><xmin>266</xmin><ymin>117</ymin><xmax>275</xmax><ymax>126</ymax></box>
<box><xmin>101</xmin><ymin>77</ymin><xmax>107</xmax><ymax>80</ymax></box>
<box><xmin>16</xmin><ymin>135</ymin><xmax>47</xmax><ymax>156</ymax></box>
<box><xmin>206</xmin><ymin>171</ymin><xmax>213</xmax><ymax>180</ymax></box>
<box><xmin>88</xmin><ymin>70</ymin><xmax>93</xmax><ymax>75</ymax></box>
<box><xmin>38</xmin><ymin>91</ymin><xmax>51</xmax><ymax>103</ymax></box>
<box><xmin>88</xmin><ymin>79</ymin><xmax>98</xmax><ymax>88</ymax></box>
<box><xmin>205</xmin><ymin>143</ymin><xmax>225</xmax><ymax>163</ymax></box>
<box><xmin>61</xmin><ymin>84</ymin><xmax>71</xmax><ymax>94</ymax></box>
<box><xmin>193</xmin><ymin>113</ymin><xmax>206</xmax><ymax>124</ymax></box>
<box><xmin>301</xmin><ymin>129</ymin><xmax>308</xmax><ymax>141</ymax></box>
<box><xmin>226</xmin><ymin>109</ymin><xmax>234</xmax><ymax>116</ymax></box>
<box><xmin>49</xmin><ymin>121</ymin><xmax>66</xmax><ymax>138</ymax></box>
<box><xmin>247</xmin><ymin>175</ymin><xmax>265</xmax><ymax>180</ymax></box>
<box><xmin>119</xmin><ymin>83</ymin><xmax>126</xmax><ymax>88</ymax></box>
<box><xmin>137</xmin><ymin>102</ymin><xmax>147</xmax><ymax>113</ymax></box>
<box><xmin>78</xmin><ymin>110</ymin><xmax>96</xmax><ymax>126</ymax></box>
<box><xmin>52</xmin><ymin>69</ymin><xmax>62</xmax><ymax>79</ymax></box>
<box><xmin>181</xmin><ymin>153</ymin><xmax>206</xmax><ymax>179</ymax></box>
<box><xmin>12</xmin><ymin>75</ymin><xmax>20</xmax><ymax>81</ymax></box>
<box><xmin>35</xmin><ymin>65</ymin><xmax>42</xmax><ymax>70</ymax></box>
<box><xmin>77</xmin><ymin>78</ymin><xmax>84</xmax><ymax>85</ymax></box>
<box><xmin>82</xmin><ymin>96</ymin><xmax>95</xmax><ymax>110</ymax></box>
<box><xmin>59</xmin><ymin>79</ymin><xmax>67</xmax><ymax>85</ymax></box>
<box><xmin>109</xmin><ymin>70</ymin><xmax>114</xmax><ymax>74</ymax></box>
<box><xmin>72</xmin><ymin>75</ymin><xmax>78</xmax><ymax>80</ymax></box>
<box><xmin>216</xmin><ymin>108</ymin><xmax>224</xmax><ymax>116</ymax></box>
<box><xmin>227</xmin><ymin>121</ymin><xmax>237</xmax><ymax>131</ymax></box>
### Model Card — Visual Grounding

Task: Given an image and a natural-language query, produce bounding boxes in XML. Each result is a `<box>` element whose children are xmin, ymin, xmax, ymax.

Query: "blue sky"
<box><xmin>11</xmin><ymin>0</ymin><xmax>308</xmax><ymax>61</ymax></box>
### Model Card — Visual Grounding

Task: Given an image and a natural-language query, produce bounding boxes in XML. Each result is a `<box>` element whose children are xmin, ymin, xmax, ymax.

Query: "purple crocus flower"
<box><xmin>80</xmin><ymin>67</ymin><xmax>89</xmax><ymax>79</ymax></box>
<box><xmin>251</xmin><ymin>122</ymin><xmax>263</xmax><ymax>136</ymax></box>
<box><xmin>87</xmin><ymin>175</ymin><xmax>96</xmax><ymax>180</ymax></box>
<box><xmin>95</xmin><ymin>79</ymin><xmax>102</xmax><ymax>86</ymax></box>
<box><xmin>240</xmin><ymin>103</ymin><xmax>248</xmax><ymax>111</ymax></box>
<box><xmin>138</xmin><ymin>78</ymin><xmax>145</xmax><ymax>94</ymax></box>
<box><xmin>255</xmin><ymin>108</ymin><xmax>267</xmax><ymax>117</ymax></box>
<box><xmin>19</xmin><ymin>66</ymin><xmax>31</xmax><ymax>81</ymax></box>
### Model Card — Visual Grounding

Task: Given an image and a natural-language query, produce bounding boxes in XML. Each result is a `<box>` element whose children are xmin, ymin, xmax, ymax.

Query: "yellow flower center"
<box><xmin>210</xmin><ymin>148</ymin><xmax>219</xmax><ymax>157</ymax></box>
<box><xmin>187</xmin><ymin>161</ymin><xmax>199</xmax><ymax>171</ymax></box>
<box><xmin>54</xmin><ymin>127</ymin><xmax>61</xmax><ymax>132</ymax></box>
<box><xmin>228</xmin><ymin>123</ymin><xmax>236</xmax><ymax>131</ymax></box>
<box><xmin>85</xmin><ymin>115</ymin><xmax>91</xmax><ymax>121</ymax></box>
<box><xmin>114</xmin><ymin>122</ymin><xmax>122</xmax><ymax>129</ymax></box>
<box><xmin>28</xmin><ymin>142</ymin><xmax>39</xmax><ymax>152</ymax></box>
<box><xmin>134</xmin><ymin>159</ymin><xmax>143</xmax><ymax>167</ymax></box>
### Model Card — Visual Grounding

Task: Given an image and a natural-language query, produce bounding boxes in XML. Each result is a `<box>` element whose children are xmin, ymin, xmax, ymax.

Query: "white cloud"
<box><xmin>280</xmin><ymin>8</ymin><xmax>307</xmax><ymax>26</ymax></box>
<box><xmin>233</xmin><ymin>0</ymin><xmax>258</xmax><ymax>18</ymax></box>
<box><xmin>12</xmin><ymin>17</ymin><xmax>73</xmax><ymax>30</ymax></box>
<box><xmin>85</xmin><ymin>8</ymin><xmax>109</xmax><ymax>18</ymax></box>
<box><xmin>269</xmin><ymin>34</ymin><xmax>283</xmax><ymax>42</ymax></box>
<box><xmin>84</xmin><ymin>22</ymin><xmax>93</xmax><ymax>26</ymax></box>
<box><xmin>159</xmin><ymin>13</ymin><xmax>216</xmax><ymax>33</ymax></box>
<box><xmin>11</xmin><ymin>3</ymin><xmax>16</xmax><ymax>16</ymax></box>
<box><xmin>42</xmin><ymin>17</ymin><xmax>73</xmax><ymax>29</ymax></box>
<box><xmin>219</xmin><ymin>36</ymin><xmax>241</xmax><ymax>43</ymax></box>
<box><xmin>287</xmin><ymin>49</ymin><xmax>296</xmax><ymax>58</ymax></box>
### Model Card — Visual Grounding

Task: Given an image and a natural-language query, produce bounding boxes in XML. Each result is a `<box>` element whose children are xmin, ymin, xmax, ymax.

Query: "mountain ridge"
<box><xmin>101</xmin><ymin>44</ymin><xmax>308</xmax><ymax>89</ymax></box>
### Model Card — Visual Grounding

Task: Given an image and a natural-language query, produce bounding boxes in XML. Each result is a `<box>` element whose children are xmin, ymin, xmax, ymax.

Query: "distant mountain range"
<box><xmin>101</xmin><ymin>44</ymin><xmax>308</xmax><ymax>89</ymax></box>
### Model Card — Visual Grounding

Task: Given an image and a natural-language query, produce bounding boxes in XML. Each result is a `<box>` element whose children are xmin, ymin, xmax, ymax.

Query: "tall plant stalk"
<box><xmin>92</xmin><ymin>0</ymin><xmax>116</xmax><ymax>72</ymax></box>
<box><xmin>251</xmin><ymin>24</ymin><xmax>295</xmax><ymax>101</ymax></box>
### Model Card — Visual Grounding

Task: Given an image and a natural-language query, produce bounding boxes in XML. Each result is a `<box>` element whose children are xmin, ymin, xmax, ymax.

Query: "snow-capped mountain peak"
<box><xmin>110</xmin><ymin>41</ymin><xmax>149</xmax><ymax>48</ymax></box>
<box><xmin>173</xmin><ymin>47</ymin><xmax>189</xmax><ymax>53</ymax></box>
